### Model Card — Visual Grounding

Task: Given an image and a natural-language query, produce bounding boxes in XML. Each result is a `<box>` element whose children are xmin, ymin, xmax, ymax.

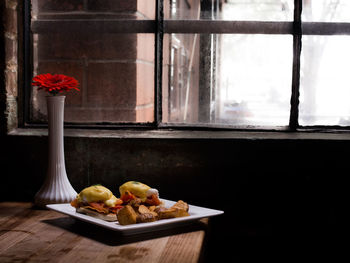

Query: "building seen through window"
<box><xmin>30</xmin><ymin>0</ymin><xmax>156</xmax><ymax>124</ymax></box>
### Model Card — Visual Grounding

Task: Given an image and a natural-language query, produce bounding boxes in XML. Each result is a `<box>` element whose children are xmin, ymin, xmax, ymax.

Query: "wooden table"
<box><xmin>0</xmin><ymin>202</ymin><xmax>208</xmax><ymax>263</ymax></box>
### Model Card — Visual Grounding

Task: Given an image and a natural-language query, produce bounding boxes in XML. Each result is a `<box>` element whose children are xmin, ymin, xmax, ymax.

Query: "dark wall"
<box><xmin>0</xmin><ymin>134</ymin><xmax>348</xmax><ymax>260</ymax></box>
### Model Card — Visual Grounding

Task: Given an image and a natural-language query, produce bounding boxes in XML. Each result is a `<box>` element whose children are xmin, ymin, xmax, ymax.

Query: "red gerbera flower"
<box><xmin>32</xmin><ymin>73</ymin><xmax>80</xmax><ymax>95</ymax></box>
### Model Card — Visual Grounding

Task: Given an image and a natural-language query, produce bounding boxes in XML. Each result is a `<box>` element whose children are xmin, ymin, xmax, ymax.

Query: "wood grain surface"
<box><xmin>0</xmin><ymin>202</ymin><xmax>207</xmax><ymax>263</ymax></box>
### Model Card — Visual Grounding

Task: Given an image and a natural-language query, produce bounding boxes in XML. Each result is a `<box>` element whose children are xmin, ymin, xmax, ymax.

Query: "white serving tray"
<box><xmin>47</xmin><ymin>199</ymin><xmax>224</xmax><ymax>235</ymax></box>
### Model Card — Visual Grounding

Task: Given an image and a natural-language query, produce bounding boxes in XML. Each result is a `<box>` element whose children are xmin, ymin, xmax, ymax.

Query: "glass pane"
<box><xmin>30</xmin><ymin>1</ymin><xmax>155</xmax><ymax>124</ymax></box>
<box><xmin>302</xmin><ymin>0</ymin><xmax>350</xmax><ymax>22</ymax></box>
<box><xmin>165</xmin><ymin>0</ymin><xmax>294</xmax><ymax>21</ymax></box>
<box><xmin>33</xmin><ymin>0</ymin><xmax>155</xmax><ymax>19</ymax></box>
<box><xmin>299</xmin><ymin>36</ymin><xmax>350</xmax><ymax>126</ymax></box>
<box><xmin>162</xmin><ymin>34</ymin><xmax>293</xmax><ymax>127</ymax></box>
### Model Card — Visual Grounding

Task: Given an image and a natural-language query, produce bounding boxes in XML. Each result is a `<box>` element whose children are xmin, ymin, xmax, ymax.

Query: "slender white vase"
<box><xmin>34</xmin><ymin>96</ymin><xmax>77</xmax><ymax>208</ymax></box>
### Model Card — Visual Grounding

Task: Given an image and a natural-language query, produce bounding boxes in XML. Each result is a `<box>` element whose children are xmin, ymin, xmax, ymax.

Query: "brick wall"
<box><xmin>1</xmin><ymin>0</ymin><xmax>19</xmax><ymax>133</ymax></box>
<box><xmin>32</xmin><ymin>0</ymin><xmax>155</xmax><ymax>123</ymax></box>
<box><xmin>0</xmin><ymin>1</ymin><xmax>5</xmax><ymax>134</ymax></box>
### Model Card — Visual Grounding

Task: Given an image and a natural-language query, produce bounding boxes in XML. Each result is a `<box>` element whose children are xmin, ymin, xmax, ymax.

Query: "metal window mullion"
<box><xmin>303</xmin><ymin>22</ymin><xmax>350</xmax><ymax>35</ymax></box>
<box><xmin>289</xmin><ymin>0</ymin><xmax>302</xmax><ymax>130</ymax></box>
<box><xmin>155</xmin><ymin>0</ymin><xmax>164</xmax><ymax>126</ymax></box>
<box><xmin>31</xmin><ymin>20</ymin><xmax>156</xmax><ymax>34</ymax></box>
<box><xmin>164</xmin><ymin>20</ymin><xmax>294</xmax><ymax>34</ymax></box>
<box><xmin>31</xmin><ymin>20</ymin><xmax>350</xmax><ymax>35</ymax></box>
<box><xmin>23</xmin><ymin>0</ymin><xmax>32</xmax><ymax>126</ymax></box>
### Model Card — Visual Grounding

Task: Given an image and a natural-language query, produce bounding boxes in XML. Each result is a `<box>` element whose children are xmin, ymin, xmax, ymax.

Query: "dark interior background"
<box><xmin>0</xmin><ymin>133</ymin><xmax>347</xmax><ymax>261</ymax></box>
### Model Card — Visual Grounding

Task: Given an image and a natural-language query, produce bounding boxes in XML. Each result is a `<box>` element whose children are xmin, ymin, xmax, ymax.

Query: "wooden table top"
<box><xmin>0</xmin><ymin>202</ymin><xmax>207</xmax><ymax>263</ymax></box>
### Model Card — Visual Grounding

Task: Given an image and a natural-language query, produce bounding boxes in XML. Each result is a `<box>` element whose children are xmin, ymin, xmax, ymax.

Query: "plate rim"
<box><xmin>46</xmin><ymin>199</ymin><xmax>224</xmax><ymax>235</ymax></box>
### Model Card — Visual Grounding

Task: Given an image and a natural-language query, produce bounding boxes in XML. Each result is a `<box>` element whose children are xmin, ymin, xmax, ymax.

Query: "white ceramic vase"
<box><xmin>34</xmin><ymin>95</ymin><xmax>77</xmax><ymax>208</ymax></box>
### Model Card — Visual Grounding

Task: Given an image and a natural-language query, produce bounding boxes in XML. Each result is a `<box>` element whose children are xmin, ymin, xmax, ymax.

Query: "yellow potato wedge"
<box><xmin>117</xmin><ymin>205</ymin><xmax>138</xmax><ymax>225</ymax></box>
<box><xmin>171</xmin><ymin>200</ymin><xmax>189</xmax><ymax>212</ymax></box>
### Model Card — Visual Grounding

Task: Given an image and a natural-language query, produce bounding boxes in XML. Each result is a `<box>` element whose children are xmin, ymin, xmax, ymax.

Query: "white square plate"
<box><xmin>47</xmin><ymin>199</ymin><xmax>224</xmax><ymax>235</ymax></box>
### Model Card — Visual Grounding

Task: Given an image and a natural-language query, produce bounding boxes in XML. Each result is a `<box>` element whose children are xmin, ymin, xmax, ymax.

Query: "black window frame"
<box><xmin>22</xmin><ymin>0</ymin><xmax>350</xmax><ymax>132</ymax></box>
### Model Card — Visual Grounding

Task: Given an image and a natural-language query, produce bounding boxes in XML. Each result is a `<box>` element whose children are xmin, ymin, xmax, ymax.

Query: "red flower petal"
<box><xmin>31</xmin><ymin>73</ymin><xmax>80</xmax><ymax>94</ymax></box>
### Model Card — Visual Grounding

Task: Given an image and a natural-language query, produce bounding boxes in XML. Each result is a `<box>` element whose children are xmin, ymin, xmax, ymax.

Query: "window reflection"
<box><xmin>300</xmin><ymin>36</ymin><xmax>350</xmax><ymax>126</ymax></box>
<box><xmin>302</xmin><ymin>0</ymin><xmax>350</xmax><ymax>22</ymax></box>
<box><xmin>165</xmin><ymin>0</ymin><xmax>294</xmax><ymax>21</ymax></box>
<box><xmin>164</xmin><ymin>1</ymin><xmax>294</xmax><ymax>126</ymax></box>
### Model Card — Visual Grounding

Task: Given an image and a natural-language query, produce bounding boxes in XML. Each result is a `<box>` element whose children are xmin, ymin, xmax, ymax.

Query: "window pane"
<box><xmin>162</xmin><ymin>34</ymin><xmax>293</xmax><ymax>126</ymax></box>
<box><xmin>165</xmin><ymin>0</ymin><xmax>294</xmax><ymax>21</ymax></box>
<box><xmin>302</xmin><ymin>0</ymin><xmax>350</xmax><ymax>22</ymax></box>
<box><xmin>299</xmin><ymin>36</ymin><xmax>350</xmax><ymax>126</ymax></box>
<box><xmin>33</xmin><ymin>0</ymin><xmax>155</xmax><ymax>19</ymax></box>
<box><xmin>30</xmin><ymin>1</ymin><xmax>155</xmax><ymax>124</ymax></box>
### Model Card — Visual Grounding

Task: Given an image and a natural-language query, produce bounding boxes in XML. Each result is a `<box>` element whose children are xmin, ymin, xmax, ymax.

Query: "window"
<box><xmin>300</xmin><ymin>0</ymin><xmax>350</xmax><ymax>126</ymax></box>
<box><xmin>24</xmin><ymin>0</ymin><xmax>350</xmax><ymax>130</ymax></box>
<box><xmin>27</xmin><ymin>0</ymin><xmax>156</xmax><ymax>124</ymax></box>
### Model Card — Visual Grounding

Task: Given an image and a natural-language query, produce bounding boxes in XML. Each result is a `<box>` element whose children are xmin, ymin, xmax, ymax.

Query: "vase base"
<box><xmin>34</xmin><ymin>186</ymin><xmax>77</xmax><ymax>209</ymax></box>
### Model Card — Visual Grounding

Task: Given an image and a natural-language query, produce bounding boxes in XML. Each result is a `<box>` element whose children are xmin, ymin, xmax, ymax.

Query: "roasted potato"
<box><xmin>137</xmin><ymin>205</ymin><xmax>158</xmax><ymax>222</ymax></box>
<box><xmin>174</xmin><ymin>209</ymin><xmax>189</xmax><ymax>217</ymax></box>
<box><xmin>155</xmin><ymin>201</ymin><xmax>190</xmax><ymax>219</ymax></box>
<box><xmin>138</xmin><ymin>205</ymin><xmax>151</xmax><ymax>214</ymax></box>
<box><xmin>148</xmin><ymin>206</ymin><xmax>156</xmax><ymax>212</ymax></box>
<box><xmin>118</xmin><ymin>200</ymin><xmax>189</xmax><ymax>225</ymax></box>
<box><xmin>171</xmin><ymin>200</ymin><xmax>189</xmax><ymax>212</ymax></box>
<box><xmin>137</xmin><ymin>213</ymin><xmax>157</xmax><ymax>223</ymax></box>
<box><xmin>117</xmin><ymin>205</ymin><xmax>138</xmax><ymax>225</ymax></box>
<box><xmin>156</xmin><ymin>207</ymin><xmax>178</xmax><ymax>219</ymax></box>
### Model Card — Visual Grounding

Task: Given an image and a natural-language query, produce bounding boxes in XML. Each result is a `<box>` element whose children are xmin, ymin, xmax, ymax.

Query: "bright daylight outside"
<box><xmin>166</xmin><ymin>0</ymin><xmax>350</xmax><ymax>127</ymax></box>
<box><xmin>300</xmin><ymin>0</ymin><xmax>350</xmax><ymax>126</ymax></box>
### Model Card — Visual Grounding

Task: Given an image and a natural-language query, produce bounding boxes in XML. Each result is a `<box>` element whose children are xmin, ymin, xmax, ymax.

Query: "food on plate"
<box><xmin>171</xmin><ymin>200</ymin><xmax>189</xmax><ymax>212</ymax></box>
<box><xmin>117</xmin><ymin>200</ymin><xmax>189</xmax><ymax>225</ymax></box>
<box><xmin>71</xmin><ymin>181</ymin><xmax>190</xmax><ymax>225</ymax></box>
<box><xmin>116</xmin><ymin>205</ymin><xmax>138</xmax><ymax>225</ymax></box>
<box><xmin>117</xmin><ymin>181</ymin><xmax>190</xmax><ymax>225</ymax></box>
<box><xmin>117</xmin><ymin>204</ymin><xmax>160</xmax><ymax>225</ymax></box>
<box><xmin>70</xmin><ymin>185</ymin><xmax>123</xmax><ymax>221</ymax></box>
<box><xmin>137</xmin><ymin>205</ymin><xmax>158</xmax><ymax>223</ymax></box>
<box><xmin>119</xmin><ymin>181</ymin><xmax>162</xmax><ymax>206</ymax></box>
<box><xmin>155</xmin><ymin>200</ymin><xmax>189</xmax><ymax>219</ymax></box>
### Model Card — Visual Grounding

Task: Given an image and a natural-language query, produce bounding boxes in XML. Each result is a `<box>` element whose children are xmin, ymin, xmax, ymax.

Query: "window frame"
<box><xmin>22</xmin><ymin>0</ymin><xmax>350</xmax><ymax>132</ymax></box>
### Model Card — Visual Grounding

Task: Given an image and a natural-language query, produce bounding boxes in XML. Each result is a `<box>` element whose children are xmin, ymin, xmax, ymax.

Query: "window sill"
<box><xmin>8</xmin><ymin>128</ymin><xmax>350</xmax><ymax>141</ymax></box>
